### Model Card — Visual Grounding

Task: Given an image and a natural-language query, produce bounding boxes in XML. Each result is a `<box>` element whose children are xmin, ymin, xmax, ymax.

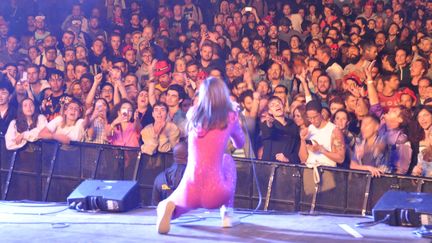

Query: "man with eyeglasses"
<box><xmin>299</xmin><ymin>100</ymin><xmax>346</xmax><ymax>167</ymax></box>
<box><xmin>40</xmin><ymin>69</ymin><xmax>72</xmax><ymax>121</ymax></box>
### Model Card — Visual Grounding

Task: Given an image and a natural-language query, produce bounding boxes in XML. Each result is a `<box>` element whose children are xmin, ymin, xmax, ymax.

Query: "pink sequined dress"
<box><xmin>164</xmin><ymin>111</ymin><xmax>245</xmax><ymax>219</ymax></box>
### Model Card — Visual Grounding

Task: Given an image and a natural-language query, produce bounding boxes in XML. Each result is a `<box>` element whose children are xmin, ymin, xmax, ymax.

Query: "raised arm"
<box><xmin>85</xmin><ymin>73</ymin><xmax>103</xmax><ymax>109</ymax></box>
<box><xmin>148</xmin><ymin>80</ymin><xmax>157</xmax><ymax>107</ymax></box>
<box><xmin>365</xmin><ymin>61</ymin><xmax>379</xmax><ymax>106</ymax></box>
<box><xmin>297</xmin><ymin>68</ymin><xmax>313</xmax><ymax>102</ymax></box>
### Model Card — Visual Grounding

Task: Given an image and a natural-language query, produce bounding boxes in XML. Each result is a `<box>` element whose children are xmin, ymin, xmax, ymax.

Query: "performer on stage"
<box><xmin>156</xmin><ymin>77</ymin><xmax>245</xmax><ymax>234</ymax></box>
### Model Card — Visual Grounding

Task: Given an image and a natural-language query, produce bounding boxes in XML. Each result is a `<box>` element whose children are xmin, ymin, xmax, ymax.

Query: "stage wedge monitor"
<box><xmin>67</xmin><ymin>180</ymin><xmax>141</xmax><ymax>212</ymax></box>
<box><xmin>372</xmin><ymin>190</ymin><xmax>432</xmax><ymax>227</ymax></box>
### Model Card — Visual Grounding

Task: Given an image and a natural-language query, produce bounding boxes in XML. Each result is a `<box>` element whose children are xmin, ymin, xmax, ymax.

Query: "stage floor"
<box><xmin>0</xmin><ymin>201</ymin><xmax>429</xmax><ymax>243</ymax></box>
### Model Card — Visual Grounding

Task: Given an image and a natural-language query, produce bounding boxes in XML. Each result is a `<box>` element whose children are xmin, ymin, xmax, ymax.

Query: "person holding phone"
<box><xmin>84</xmin><ymin>98</ymin><xmax>110</xmax><ymax>144</ymax></box>
<box><xmin>260</xmin><ymin>96</ymin><xmax>301</xmax><ymax>163</ymax></box>
<box><xmin>106</xmin><ymin>99</ymin><xmax>140</xmax><ymax>147</ymax></box>
<box><xmin>299</xmin><ymin>100</ymin><xmax>346</xmax><ymax>167</ymax></box>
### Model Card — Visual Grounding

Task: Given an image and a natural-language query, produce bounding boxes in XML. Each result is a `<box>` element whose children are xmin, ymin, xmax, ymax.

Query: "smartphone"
<box><xmin>245</xmin><ymin>7</ymin><xmax>252</xmax><ymax>12</ymax></box>
<box><xmin>305</xmin><ymin>139</ymin><xmax>313</xmax><ymax>145</ymax></box>
<box><xmin>21</xmin><ymin>71</ymin><xmax>28</xmax><ymax>81</ymax></box>
<box><xmin>121</xmin><ymin>108</ymin><xmax>129</xmax><ymax>117</ymax></box>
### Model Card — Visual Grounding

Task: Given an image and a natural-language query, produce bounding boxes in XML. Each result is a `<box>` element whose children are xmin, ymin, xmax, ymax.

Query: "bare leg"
<box><xmin>220</xmin><ymin>154</ymin><xmax>239</xmax><ymax>227</ymax></box>
<box><xmin>222</xmin><ymin>153</ymin><xmax>237</xmax><ymax>208</ymax></box>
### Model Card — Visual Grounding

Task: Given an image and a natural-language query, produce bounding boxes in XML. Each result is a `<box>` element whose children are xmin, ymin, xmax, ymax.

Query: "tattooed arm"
<box><xmin>318</xmin><ymin>127</ymin><xmax>346</xmax><ymax>164</ymax></box>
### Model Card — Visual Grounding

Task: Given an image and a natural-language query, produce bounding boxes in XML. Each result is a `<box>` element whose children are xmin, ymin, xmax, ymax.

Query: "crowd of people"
<box><xmin>0</xmin><ymin>0</ymin><xmax>432</xmax><ymax>178</ymax></box>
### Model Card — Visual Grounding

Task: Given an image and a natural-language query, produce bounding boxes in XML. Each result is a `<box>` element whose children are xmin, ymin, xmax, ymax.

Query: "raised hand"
<box><xmin>265</xmin><ymin>113</ymin><xmax>275</xmax><ymax>127</ymax></box>
<box><xmin>364</xmin><ymin>60</ymin><xmax>376</xmax><ymax>81</ymax></box>
<box><xmin>253</xmin><ymin>91</ymin><xmax>260</xmax><ymax>100</ymax></box>
<box><xmin>94</xmin><ymin>73</ymin><xmax>103</xmax><ymax>85</ymax></box>
<box><xmin>85</xmin><ymin>106</ymin><xmax>94</xmax><ymax>118</ymax></box>
<box><xmin>153</xmin><ymin>120</ymin><xmax>166</xmax><ymax>136</ymax></box>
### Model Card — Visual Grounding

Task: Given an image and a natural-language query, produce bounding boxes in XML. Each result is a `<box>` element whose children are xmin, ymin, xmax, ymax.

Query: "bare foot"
<box><xmin>220</xmin><ymin>205</ymin><xmax>240</xmax><ymax>228</ymax></box>
<box><xmin>156</xmin><ymin>201</ymin><xmax>175</xmax><ymax>234</ymax></box>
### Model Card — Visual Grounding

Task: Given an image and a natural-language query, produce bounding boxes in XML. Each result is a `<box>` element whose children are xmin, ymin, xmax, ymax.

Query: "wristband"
<box><xmin>367</xmin><ymin>80</ymin><xmax>374</xmax><ymax>84</ymax></box>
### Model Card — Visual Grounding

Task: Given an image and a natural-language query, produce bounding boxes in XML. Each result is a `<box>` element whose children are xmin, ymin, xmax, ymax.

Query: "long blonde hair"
<box><xmin>187</xmin><ymin>77</ymin><xmax>234</xmax><ymax>131</ymax></box>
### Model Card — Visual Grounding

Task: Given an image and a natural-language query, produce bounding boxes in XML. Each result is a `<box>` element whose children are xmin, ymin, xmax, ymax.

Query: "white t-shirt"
<box><xmin>326</xmin><ymin>63</ymin><xmax>344</xmax><ymax>89</ymax></box>
<box><xmin>46</xmin><ymin>116</ymin><xmax>85</xmax><ymax>142</ymax></box>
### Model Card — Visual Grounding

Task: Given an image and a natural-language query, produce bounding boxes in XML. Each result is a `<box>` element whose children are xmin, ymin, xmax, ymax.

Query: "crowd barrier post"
<box><xmin>361</xmin><ymin>174</ymin><xmax>372</xmax><ymax>216</ymax></box>
<box><xmin>43</xmin><ymin>142</ymin><xmax>60</xmax><ymax>201</ymax></box>
<box><xmin>309</xmin><ymin>167</ymin><xmax>323</xmax><ymax>214</ymax></box>
<box><xmin>91</xmin><ymin>146</ymin><xmax>104</xmax><ymax>179</ymax></box>
<box><xmin>263</xmin><ymin>163</ymin><xmax>278</xmax><ymax>211</ymax></box>
<box><xmin>416</xmin><ymin>178</ymin><xmax>424</xmax><ymax>192</ymax></box>
<box><xmin>133</xmin><ymin>151</ymin><xmax>142</xmax><ymax>181</ymax></box>
<box><xmin>2</xmin><ymin>150</ymin><xmax>17</xmax><ymax>200</ymax></box>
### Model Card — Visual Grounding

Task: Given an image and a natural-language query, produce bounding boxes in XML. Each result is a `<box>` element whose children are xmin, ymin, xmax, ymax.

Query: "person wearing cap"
<box><xmin>0</xmin><ymin>80</ymin><xmax>16</xmax><ymax>135</ymax></box>
<box><xmin>152</xmin><ymin>60</ymin><xmax>172</xmax><ymax>92</ymax></box>
<box><xmin>399</xmin><ymin>87</ymin><xmax>417</xmax><ymax>110</ymax></box>
<box><xmin>123</xmin><ymin>45</ymin><xmax>138</xmax><ymax>73</ymax></box>
<box><xmin>151</xmin><ymin>141</ymin><xmax>188</xmax><ymax>205</ymax></box>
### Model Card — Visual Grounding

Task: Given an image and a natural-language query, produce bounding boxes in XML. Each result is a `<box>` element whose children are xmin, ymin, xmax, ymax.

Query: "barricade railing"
<box><xmin>1</xmin><ymin>138</ymin><xmax>432</xmax><ymax>215</ymax></box>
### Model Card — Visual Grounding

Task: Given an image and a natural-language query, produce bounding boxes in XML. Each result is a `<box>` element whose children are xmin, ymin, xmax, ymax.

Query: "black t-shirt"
<box><xmin>41</xmin><ymin>94</ymin><xmax>73</xmax><ymax>121</ymax></box>
<box><xmin>0</xmin><ymin>107</ymin><xmax>16</xmax><ymax>136</ymax></box>
<box><xmin>138</xmin><ymin>105</ymin><xmax>154</xmax><ymax>129</ymax></box>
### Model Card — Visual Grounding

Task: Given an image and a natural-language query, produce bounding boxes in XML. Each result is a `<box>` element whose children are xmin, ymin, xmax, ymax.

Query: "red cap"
<box><xmin>398</xmin><ymin>87</ymin><xmax>417</xmax><ymax>106</ymax></box>
<box><xmin>343</xmin><ymin>73</ymin><xmax>362</xmax><ymax>86</ymax></box>
<box><xmin>122</xmin><ymin>45</ymin><xmax>135</xmax><ymax>56</ymax></box>
<box><xmin>153</xmin><ymin>60</ymin><xmax>171</xmax><ymax>77</ymax></box>
<box><xmin>262</xmin><ymin>16</ymin><xmax>273</xmax><ymax>26</ymax></box>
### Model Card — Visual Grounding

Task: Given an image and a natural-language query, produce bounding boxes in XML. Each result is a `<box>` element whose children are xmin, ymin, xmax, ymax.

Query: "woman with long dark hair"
<box><xmin>106</xmin><ymin>99</ymin><xmax>140</xmax><ymax>147</ymax></box>
<box><xmin>5</xmin><ymin>98</ymin><xmax>47</xmax><ymax>150</ymax></box>
<box><xmin>156</xmin><ymin>77</ymin><xmax>245</xmax><ymax>234</ymax></box>
<box><xmin>410</xmin><ymin>106</ymin><xmax>432</xmax><ymax>176</ymax></box>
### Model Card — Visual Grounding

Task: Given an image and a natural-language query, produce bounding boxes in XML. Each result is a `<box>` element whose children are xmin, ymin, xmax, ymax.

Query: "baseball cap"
<box><xmin>153</xmin><ymin>60</ymin><xmax>171</xmax><ymax>77</ymax></box>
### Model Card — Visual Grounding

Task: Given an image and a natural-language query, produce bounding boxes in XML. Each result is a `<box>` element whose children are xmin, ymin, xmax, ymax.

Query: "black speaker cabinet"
<box><xmin>67</xmin><ymin>180</ymin><xmax>141</xmax><ymax>212</ymax></box>
<box><xmin>372</xmin><ymin>190</ymin><xmax>432</xmax><ymax>226</ymax></box>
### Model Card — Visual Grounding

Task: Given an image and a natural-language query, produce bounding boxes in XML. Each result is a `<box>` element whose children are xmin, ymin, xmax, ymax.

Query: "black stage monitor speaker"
<box><xmin>372</xmin><ymin>190</ymin><xmax>432</xmax><ymax>227</ymax></box>
<box><xmin>67</xmin><ymin>180</ymin><xmax>141</xmax><ymax>212</ymax></box>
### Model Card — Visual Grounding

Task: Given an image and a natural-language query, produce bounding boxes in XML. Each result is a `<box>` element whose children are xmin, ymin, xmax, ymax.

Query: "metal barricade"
<box><xmin>1</xmin><ymin>137</ymin><xmax>432</xmax><ymax>215</ymax></box>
